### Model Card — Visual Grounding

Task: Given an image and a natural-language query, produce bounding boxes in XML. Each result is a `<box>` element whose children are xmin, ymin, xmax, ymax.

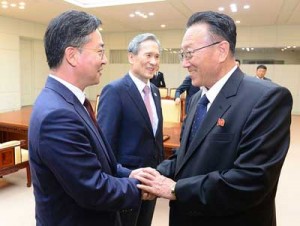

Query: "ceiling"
<box><xmin>0</xmin><ymin>0</ymin><xmax>300</xmax><ymax>33</ymax></box>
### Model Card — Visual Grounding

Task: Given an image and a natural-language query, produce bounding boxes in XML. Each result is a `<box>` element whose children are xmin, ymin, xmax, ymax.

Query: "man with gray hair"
<box><xmin>97</xmin><ymin>33</ymin><xmax>164</xmax><ymax>226</ymax></box>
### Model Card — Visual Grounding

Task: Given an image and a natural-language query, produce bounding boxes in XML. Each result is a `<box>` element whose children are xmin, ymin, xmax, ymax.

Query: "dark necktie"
<box><xmin>188</xmin><ymin>94</ymin><xmax>209</xmax><ymax>146</ymax></box>
<box><xmin>84</xmin><ymin>98</ymin><xmax>98</xmax><ymax>129</ymax></box>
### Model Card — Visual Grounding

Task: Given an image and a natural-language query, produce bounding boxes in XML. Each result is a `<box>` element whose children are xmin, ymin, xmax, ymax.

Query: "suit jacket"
<box><xmin>150</xmin><ymin>71</ymin><xmax>166</xmax><ymax>87</ymax></box>
<box><xmin>175</xmin><ymin>75</ymin><xmax>200</xmax><ymax>112</ymax></box>
<box><xmin>97</xmin><ymin>74</ymin><xmax>164</xmax><ymax>169</ymax></box>
<box><xmin>29</xmin><ymin>77</ymin><xmax>141</xmax><ymax>226</ymax></box>
<box><xmin>157</xmin><ymin>68</ymin><xmax>292</xmax><ymax>226</ymax></box>
<box><xmin>256</xmin><ymin>76</ymin><xmax>272</xmax><ymax>81</ymax></box>
<box><xmin>263</xmin><ymin>77</ymin><xmax>272</xmax><ymax>81</ymax></box>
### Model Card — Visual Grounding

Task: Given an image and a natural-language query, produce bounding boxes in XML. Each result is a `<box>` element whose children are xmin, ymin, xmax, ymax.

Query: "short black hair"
<box><xmin>257</xmin><ymin>65</ymin><xmax>267</xmax><ymax>70</ymax></box>
<box><xmin>44</xmin><ymin>10</ymin><xmax>101</xmax><ymax>69</ymax></box>
<box><xmin>186</xmin><ymin>11</ymin><xmax>237</xmax><ymax>54</ymax></box>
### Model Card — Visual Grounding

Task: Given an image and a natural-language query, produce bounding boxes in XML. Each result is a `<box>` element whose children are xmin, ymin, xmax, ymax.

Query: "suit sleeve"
<box><xmin>97</xmin><ymin>84</ymin><xmax>122</xmax><ymax>157</ymax></box>
<box><xmin>160</xmin><ymin>72</ymin><xmax>166</xmax><ymax>87</ymax></box>
<box><xmin>175</xmin><ymin>76</ymin><xmax>191</xmax><ymax>99</ymax></box>
<box><xmin>38</xmin><ymin>109</ymin><xmax>141</xmax><ymax>212</ymax></box>
<box><xmin>175</xmin><ymin>86</ymin><xmax>292</xmax><ymax>216</ymax></box>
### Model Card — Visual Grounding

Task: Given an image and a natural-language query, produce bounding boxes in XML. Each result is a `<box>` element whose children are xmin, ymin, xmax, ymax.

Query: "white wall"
<box><xmin>241</xmin><ymin>65</ymin><xmax>300</xmax><ymax>114</ymax></box>
<box><xmin>0</xmin><ymin>15</ymin><xmax>299</xmax><ymax>114</ymax></box>
<box><xmin>0</xmin><ymin>16</ymin><xmax>45</xmax><ymax>112</ymax></box>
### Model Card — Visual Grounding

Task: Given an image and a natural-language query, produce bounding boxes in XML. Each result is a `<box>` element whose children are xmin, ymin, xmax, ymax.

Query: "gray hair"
<box><xmin>128</xmin><ymin>33</ymin><xmax>161</xmax><ymax>54</ymax></box>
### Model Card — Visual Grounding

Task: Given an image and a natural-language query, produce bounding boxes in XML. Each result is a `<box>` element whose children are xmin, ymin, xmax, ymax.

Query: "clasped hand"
<box><xmin>130</xmin><ymin>167</ymin><xmax>176</xmax><ymax>201</ymax></box>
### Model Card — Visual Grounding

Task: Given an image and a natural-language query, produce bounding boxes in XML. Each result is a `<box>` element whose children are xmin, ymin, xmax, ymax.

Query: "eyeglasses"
<box><xmin>179</xmin><ymin>41</ymin><xmax>221</xmax><ymax>61</ymax></box>
<box><xmin>79</xmin><ymin>48</ymin><xmax>105</xmax><ymax>59</ymax></box>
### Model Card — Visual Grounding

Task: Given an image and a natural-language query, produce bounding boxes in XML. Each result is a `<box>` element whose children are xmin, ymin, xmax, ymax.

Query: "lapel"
<box><xmin>46</xmin><ymin>77</ymin><xmax>115</xmax><ymax>174</ymax></box>
<box><xmin>175</xmin><ymin>68</ymin><xmax>244</xmax><ymax>175</ymax></box>
<box><xmin>124</xmin><ymin>74</ymin><xmax>154</xmax><ymax>135</ymax></box>
<box><xmin>150</xmin><ymin>83</ymin><xmax>162</xmax><ymax>137</ymax></box>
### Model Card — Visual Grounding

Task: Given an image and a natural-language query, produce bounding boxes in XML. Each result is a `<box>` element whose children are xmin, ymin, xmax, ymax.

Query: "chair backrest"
<box><xmin>161</xmin><ymin>99</ymin><xmax>182</xmax><ymax>123</ymax></box>
<box><xmin>169</xmin><ymin>88</ymin><xmax>177</xmax><ymax>99</ymax></box>
<box><xmin>95</xmin><ymin>94</ymin><xmax>100</xmax><ymax>116</ymax></box>
<box><xmin>0</xmin><ymin>140</ymin><xmax>28</xmax><ymax>165</ymax></box>
<box><xmin>158</xmin><ymin>88</ymin><xmax>168</xmax><ymax>98</ymax></box>
<box><xmin>181</xmin><ymin>91</ymin><xmax>187</xmax><ymax>99</ymax></box>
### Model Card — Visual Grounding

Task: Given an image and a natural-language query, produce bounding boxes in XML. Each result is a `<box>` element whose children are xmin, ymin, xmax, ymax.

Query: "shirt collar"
<box><xmin>202</xmin><ymin>65</ymin><xmax>237</xmax><ymax>104</ymax></box>
<box><xmin>128</xmin><ymin>71</ymin><xmax>151</xmax><ymax>94</ymax></box>
<box><xmin>49</xmin><ymin>74</ymin><xmax>86</xmax><ymax>104</ymax></box>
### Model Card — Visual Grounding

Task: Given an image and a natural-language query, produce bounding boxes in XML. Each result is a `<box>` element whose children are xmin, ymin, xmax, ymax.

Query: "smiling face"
<box><xmin>128</xmin><ymin>40</ymin><xmax>160</xmax><ymax>84</ymax></box>
<box><xmin>75</xmin><ymin>29</ymin><xmax>107</xmax><ymax>89</ymax></box>
<box><xmin>181</xmin><ymin>23</ymin><xmax>226</xmax><ymax>89</ymax></box>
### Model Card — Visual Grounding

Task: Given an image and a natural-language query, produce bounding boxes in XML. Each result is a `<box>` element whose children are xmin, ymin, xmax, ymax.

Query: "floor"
<box><xmin>1</xmin><ymin>115</ymin><xmax>299</xmax><ymax>226</ymax></box>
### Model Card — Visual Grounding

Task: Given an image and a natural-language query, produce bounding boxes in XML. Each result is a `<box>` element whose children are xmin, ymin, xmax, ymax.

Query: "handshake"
<box><xmin>129</xmin><ymin>167</ymin><xmax>176</xmax><ymax>201</ymax></box>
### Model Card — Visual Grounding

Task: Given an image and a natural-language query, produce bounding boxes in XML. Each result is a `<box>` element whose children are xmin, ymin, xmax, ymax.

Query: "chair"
<box><xmin>0</xmin><ymin>140</ymin><xmax>31</xmax><ymax>187</ymax></box>
<box><xmin>95</xmin><ymin>94</ymin><xmax>100</xmax><ymax>116</ymax></box>
<box><xmin>158</xmin><ymin>88</ymin><xmax>168</xmax><ymax>98</ymax></box>
<box><xmin>161</xmin><ymin>99</ymin><xmax>182</xmax><ymax>123</ymax></box>
<box><xmin>169</xmin><ymin>88</ymin><xmax>177</xmax><ymax>99</ymax></box>
<box><xmin>181</xmin><ymin>91</ymin><xmax>187</xmax><ymax>99</ymax></box>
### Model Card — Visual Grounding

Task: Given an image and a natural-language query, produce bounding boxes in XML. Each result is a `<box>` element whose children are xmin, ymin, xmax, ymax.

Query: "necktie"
<box><xmin>84</xmin><ymin>98</ymin><xmax>98</xmax><ymax>129</ymax></box>
<box><xmin>188</xmin><ymin>94</ymin><xmax>209</xmax><ymax>146</ymax></box>
<box><xmin>143</xmin><ymin>85</ymin><xmax>154</xmax><ymax>126</ymax></box>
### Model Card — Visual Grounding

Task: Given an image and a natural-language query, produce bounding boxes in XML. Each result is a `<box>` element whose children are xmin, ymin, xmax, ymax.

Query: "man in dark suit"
<box><xmin>97</xmin><ymin>33</ymin><xmax>164</xmax><ymax>226</ymax></box>
<box><xmin>150</xmin><ymin>66</ymin><xmax>166</xmax><ymax>87</ymax></box>
<box><xmin>256</xmin><ymin>64</ymin><xmax>272</xmax><ymax>81</ymax></box>
<box><xmin>29</xmin><ymin>10</ymin><xmax>142</xmax><ymax>226</ymax></box>
<box><xmin>174</xmin><ymin>75</ymin><xmax>200</xmax><ymax>112</ymax></box>
<box><xmin>136</xmin><ymin>11</ymin><xmax>293</xmax><ymax>226</ymax></box>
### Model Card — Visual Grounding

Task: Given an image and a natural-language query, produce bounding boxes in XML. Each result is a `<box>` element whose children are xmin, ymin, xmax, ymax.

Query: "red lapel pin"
<box><xmin>217</xmin><ymin>118</ymin><xmax>225</xmax><ymax>127</ymax></box>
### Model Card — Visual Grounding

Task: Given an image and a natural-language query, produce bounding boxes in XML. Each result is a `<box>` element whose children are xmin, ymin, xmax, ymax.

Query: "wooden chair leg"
<box><xmin>26</xmin><ymin>164</ymin><xmax>31</xmax><ymax>187</ymax></box>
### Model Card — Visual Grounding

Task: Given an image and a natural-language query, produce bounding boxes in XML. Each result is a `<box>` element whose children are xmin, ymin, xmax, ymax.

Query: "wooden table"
<box><xmin>0</xmin><ymin>107</ymin><xmax>32</xmax><ymax>187</ymax></box>
<box><xmin>163</xmin><ymin>122</ymin><xmax>181</xmax><ymax>158</ymax></box>
<box><xmin>0</xmin><ymin>106</ymin><xmax>31</xmax><ymax>147</ymax></box>
<box><xmin>0</xmin><ymin>106</ymin><xmax>181</xmax><ymax>159</ymax></box>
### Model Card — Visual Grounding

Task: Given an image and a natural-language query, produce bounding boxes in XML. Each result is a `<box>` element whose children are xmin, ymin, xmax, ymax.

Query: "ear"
<box><xmin>218</xmin><ymin>41</ymin><xmax>230</xmax><ymax>63</ymax></box>
<box><xmin>65</xmin><ymin>46</ymin><xmax>79</xmax><ymax>67</ymax></box>
<box><xmin>128</xmin><ymin>52</ymin><xmax>135</xmax><ymax>65</ymax></box>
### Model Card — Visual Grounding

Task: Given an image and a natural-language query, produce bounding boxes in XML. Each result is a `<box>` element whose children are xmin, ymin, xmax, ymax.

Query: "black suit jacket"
<box><xmin>150</xmin><ymin>71</ymin><xmax>166</xmax><ymax>87</ymax></box>
<box><xmin>175</xmin><ymin>75</ymin><xmax>200</xmax><ymax>112</ymax></box>
<box><xmin>157</xmin><ymin>68</ymin><xmax>292</xmax><ymax>226</ymax></box>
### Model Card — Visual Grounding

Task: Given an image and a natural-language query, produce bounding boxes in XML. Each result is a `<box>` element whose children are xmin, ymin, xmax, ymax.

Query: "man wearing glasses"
<box><xmin>136</xmin><ymin>11</ymin><xmax>292</xmax><ymax>226</ymax></box>
<box><xmin>29</xmin><ymin>10</ymin><xmax>142</xmax><ymax>226</ymax></box>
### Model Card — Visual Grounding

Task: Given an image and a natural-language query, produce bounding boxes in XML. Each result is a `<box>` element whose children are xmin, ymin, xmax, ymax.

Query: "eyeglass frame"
<box><xmin>179</xmin><ymin>41</ymin><xmax>221</xmax><ymax>61</ymax></box>
<box><xmin>78</xmin><ymin>47</ymin><xmax>105</xmax><ymax>59</ymax></box>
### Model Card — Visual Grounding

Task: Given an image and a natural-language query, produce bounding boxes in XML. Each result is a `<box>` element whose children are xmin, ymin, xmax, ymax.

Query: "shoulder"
<box><xmin>102</xmin><ymin>75</ymin><xmax>129</xmax><ymax>92</ymax></box>
<box><xmin>238</xmin><ymin>74</ymin><xmax>292</xmax><ymax>106</ymax></box>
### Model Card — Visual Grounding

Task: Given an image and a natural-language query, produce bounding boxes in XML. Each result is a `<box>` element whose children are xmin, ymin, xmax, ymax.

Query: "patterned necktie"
<box><xmin>188</xmin><ymin>94</ymin><xmax>209</xmax><ymax>146</ymax></box>
<box><xmin>84</xmin><ymin>98</ymin><xmax>98</xmax><ymax>129</ymax></box>
<box><xmin>143</xmin><ymin>85</ymin><xmax>154</xmax><ymax>126</ymax></box>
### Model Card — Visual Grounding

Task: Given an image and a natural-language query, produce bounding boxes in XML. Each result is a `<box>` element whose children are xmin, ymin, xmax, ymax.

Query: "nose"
<box><xmin>102</xmin><ymin>54</ymin><xmax>108</xmax><ymax>65</ymax></box>
<box><xmin>150</xmin><ymin>56</ymin><xmax>158</xmax><ymax>65</ymax></box>
<box><xmin>181</xmin><ymin>58</ymin><xmax>190</xmax><ymax>68</ymax></box>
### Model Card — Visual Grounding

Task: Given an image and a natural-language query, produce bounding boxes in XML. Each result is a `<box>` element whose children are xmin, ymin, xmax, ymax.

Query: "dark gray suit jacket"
<box><xmin>158</xmin><ymin>67</ymin><xmax>292</xmax><ymax>226</ymax></box>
